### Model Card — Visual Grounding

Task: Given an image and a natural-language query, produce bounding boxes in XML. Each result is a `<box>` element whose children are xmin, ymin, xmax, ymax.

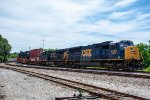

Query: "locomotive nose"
<box><xmin>125</xmin><ymin>46</ymin><xmax>140</xmax><ymax>60</ymax></box>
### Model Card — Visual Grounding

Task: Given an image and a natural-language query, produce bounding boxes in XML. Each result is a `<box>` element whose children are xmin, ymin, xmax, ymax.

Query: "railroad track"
<box><xmin>6</xmin><ymin>62</ymin><xmax>150</xmax><ymax>79</ymax></box>
<box><xmin>0</xmin><ymin>64</ymin><xmax>148</xmax><ymax>100</ymax></box>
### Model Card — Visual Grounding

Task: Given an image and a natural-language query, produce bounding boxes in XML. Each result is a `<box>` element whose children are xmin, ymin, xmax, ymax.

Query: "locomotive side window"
<box><xmin>120</xmin><ymin>43</ymin><xmax>125</xmax><ymax>50</ymax></box>
<box><xmin>110</xmin><ymin>44</ymin><xmax>116</xmax><ymax>49</ymax></box>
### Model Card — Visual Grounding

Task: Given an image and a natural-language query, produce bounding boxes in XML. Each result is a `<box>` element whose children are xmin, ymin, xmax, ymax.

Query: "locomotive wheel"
<box><xmin>128</xmin><ymin>66</ymin><xmax>135</xmax><ymax>71</ymax></box>
<box><xmin>74</xmin><ymin>64</ymin><xmax>80</xmax><ymax>69</ymax></box>
<box><xmin>56</xmin><ymin>63</ymin><xmax>61</xmax><ymax>67</ymax></box>
<box><xmin>59</xmin><ymin>63</ymin><xmax>63</xmax><ymax>67</ymax></box>
<box><xmin>68</xmin><ymin>63</ymin><xmax>73</xmax><ymax>68</ymax></box>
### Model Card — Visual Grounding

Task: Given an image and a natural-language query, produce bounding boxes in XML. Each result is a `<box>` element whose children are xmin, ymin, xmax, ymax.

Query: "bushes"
<box><xmin>136</xmin><ymin>42</ymin><xmax>150</xmax><ymax>68</ymax></box>
<box><xmin>0</xmin><ymin>34</ymin><xmax>12</xmax><ymax>62</ymax></box>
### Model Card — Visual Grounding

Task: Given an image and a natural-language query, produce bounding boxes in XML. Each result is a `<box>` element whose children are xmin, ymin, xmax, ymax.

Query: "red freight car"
<box><xmin>17</xmin><ymin>57</ymin><xmax>22</xmax><ymax>63</ymax></box>
<box><xmin>29</xmin><ymin>49</ymin><xmax>43</xmax><ymax>65</ymax></box>
<box><xmin>21</xmin><ymin>58</ymin><xmax>29</xmax><ymax>64</ymax></box>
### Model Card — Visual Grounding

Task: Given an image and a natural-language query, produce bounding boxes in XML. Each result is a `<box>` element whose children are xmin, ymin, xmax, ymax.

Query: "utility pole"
<box><xmin>42</xmin><ymin>36</ymin><xmax>46</xmax><ymax>50</ymax></box>
<box><xmin>29</xmin><ymin>46</ymin><xmax>30</xmax><ymax>51</ymax></box>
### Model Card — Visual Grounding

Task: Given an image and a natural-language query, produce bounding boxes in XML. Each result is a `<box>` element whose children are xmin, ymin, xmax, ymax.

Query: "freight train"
<box><xmin>17</xmin><ymin>40</ymin><xmax>143</xmax><ymax>71</ymax></box>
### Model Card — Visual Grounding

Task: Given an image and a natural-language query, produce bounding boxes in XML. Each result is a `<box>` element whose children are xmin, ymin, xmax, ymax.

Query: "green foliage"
<box><xmin>9</xmin><ymin>52</ymin><xmax>18</xmax><ymax>58</ymax></box>
<box><xmin>44</xmin><ymin>48</ymin><xmax>57</xmax><ymax>52</ymax></box>
<box><xmin>136</xmin><ymin>41</ymin><xmax>150</xmax><ymax>67</ymax></box>
<box><xmin>143</xmin><ymin>65</ymin><xmax>150</xmax><ymax>72</ymax></box>
<box><xmin>0</xmin><ymin>34</ymin><xmax>12</xmax><ymax>62</ymax></box>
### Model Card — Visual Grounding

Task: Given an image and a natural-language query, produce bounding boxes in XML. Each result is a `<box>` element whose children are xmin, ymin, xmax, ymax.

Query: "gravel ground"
<box><xmin>7</xmin><ymin>65</ymin><xmax>150</xmax><ymax>99</ymax></box>
<box><xmin>0</xmin><ymin>68</ymin><xmax>90</xmax><ymax>100</ymax></box>
<box><xmin>10</xmin><ymin>62</ymin><xmax>150</xmax><ymax>76</ymax></box>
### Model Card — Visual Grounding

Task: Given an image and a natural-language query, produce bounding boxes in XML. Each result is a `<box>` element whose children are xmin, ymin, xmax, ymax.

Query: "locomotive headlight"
<box><xmin>130</xmin><ymin>50</ymin><xmax>137</xmax><ymax>54</ymax></box>
<box><xmin>118</xmin><ymin>56</ymin><xmax>120</xmax><ymax>58</ymax></box>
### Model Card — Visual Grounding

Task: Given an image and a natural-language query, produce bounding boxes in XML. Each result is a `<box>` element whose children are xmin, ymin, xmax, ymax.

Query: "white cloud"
<box><xmin>115</xmin><ymin>0</ymin><xmax>137</xmax><ymax>7</ymax></box>
<box><xmin>118</xmin><ymin>31</ymin><xmax>150</xmax><ymax>44</ymax></box>
<box><xmin>78</xmin><ymin>20</ymin><xmax>138</xmax><ymax>34</ymax></box>
<box><xmin>136</xmin><ymin>13</ymin><xmax>150</xmax><ymax>20</ymax></box>
<box><xmin>108</xmin><ymin>10</ymin><xmax>135</xmax><ymax>20</ymax></box>
<box><xmin>0</xmin><ymin>0</ymin><xmax>149</xmax><ymax>52</ymax></box>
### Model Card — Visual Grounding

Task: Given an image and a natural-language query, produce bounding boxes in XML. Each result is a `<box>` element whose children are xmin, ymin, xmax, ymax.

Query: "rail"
<box><xmin>6</xmin><ymin>62</ymin><xmax>150</xmax><ymax>79</ymax></box>
<box><xmin>0</xmin><ymin>65</ymin><xmax>147</xmax><ymax>100</ymax></box>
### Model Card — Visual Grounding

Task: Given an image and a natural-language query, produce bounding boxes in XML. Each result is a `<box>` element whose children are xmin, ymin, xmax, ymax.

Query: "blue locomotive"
<box><xmin>17</xmin><ymin>40</ymin><xmax>143</xmax><ymax>71</ymax></box>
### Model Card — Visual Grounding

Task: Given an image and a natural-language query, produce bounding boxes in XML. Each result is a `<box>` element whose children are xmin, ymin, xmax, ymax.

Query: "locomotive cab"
<box><xmin>119</xmin><ymin>40</ymin><xmax>143</xmax><ymax>70</ymax></box>
<box><xmin>119</xmin><ymin>40</ymin><xmax>141</xmax><ymax>60</ymax></box>
<box><xmin>119</xmin><ymin>40</ymin><xmax>134</xmax><ymax>58</ymax></box>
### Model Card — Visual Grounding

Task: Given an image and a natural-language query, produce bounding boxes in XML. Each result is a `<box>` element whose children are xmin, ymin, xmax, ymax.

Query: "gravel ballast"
<box><xmin>0</xmin><ymin>68</ymin><xmax>89</xmax><ymax>100</ymax></box>
<box><xmin>7</xmin><ymin>65</ymin><xmax>150</xmax><ymax>99</ymax></box>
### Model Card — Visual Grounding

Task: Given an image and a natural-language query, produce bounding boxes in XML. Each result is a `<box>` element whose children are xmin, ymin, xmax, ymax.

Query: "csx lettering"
<box><xmin>82</xmin><ymin>49</ymin><xmax>92</xmax><ymax>57</ymax></box>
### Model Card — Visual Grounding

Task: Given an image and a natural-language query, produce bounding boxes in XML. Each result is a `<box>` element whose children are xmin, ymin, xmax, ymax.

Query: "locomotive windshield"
<box><xmin>119</xmin><ymin>41</ymin><xmax>134</xmax><ymax>49</ymax></box>
<box><xmin>118</xmin><ymin>40</ymin><xmax>134</xmax><ymax>59</ymax></box>
<box><xmin>126</xmin><ymin>41</ymin><xmax>134</xmax><ymax>46</ymax></box>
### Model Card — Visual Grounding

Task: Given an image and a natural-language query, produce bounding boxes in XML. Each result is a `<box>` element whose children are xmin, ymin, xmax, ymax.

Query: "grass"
<box><xmin>143</xmin><ymin>65</ymin><xmax>150</xmax><ymax>72</ymax></box>
<box><xmin>82</xmin><ymin>65</ymin><xmax>150</xmax><ymax>72</ymax></box>
<box><xmin>85</xmin><ymin>66</ymin><xmax>107</xmax><ymax>69</ymax></box>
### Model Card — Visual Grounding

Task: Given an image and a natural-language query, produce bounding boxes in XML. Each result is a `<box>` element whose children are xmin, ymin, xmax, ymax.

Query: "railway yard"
<box><xmin>0</xmin><ymin>62</ymin><xmax>150</xmax><ymax>100</ymax></box>
<box><xmin>1</xmin><ymin>0</ymin><xmax>150</xmax><ymax>99</ymax></box>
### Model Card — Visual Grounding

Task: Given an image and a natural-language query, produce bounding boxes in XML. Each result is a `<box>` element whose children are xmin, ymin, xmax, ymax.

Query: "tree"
<box><xmin>0</xmin><ymin>34</ymin><xmax>12</xmax><ymax>62</ymax></box>
<box><xmin>9</xmin><ymin>52</ymin><xmax>18</xmax><ymax>58</ymax></box>
<box><xmin>136</xmin><ymin>41</ymin><xmax>150</xmax><ymax>67</ymax></box>
<box><xmin>44</xmin><ymin>48</ymin><xmax>57</xmax><ymax>52</ymax></box>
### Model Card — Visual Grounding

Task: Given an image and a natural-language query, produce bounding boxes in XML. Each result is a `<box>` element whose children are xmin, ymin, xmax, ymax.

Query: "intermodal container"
<box><xmin>30</xmin><ymin>49</ymin><xmax>43</xmax><ymax>57</ymax></box>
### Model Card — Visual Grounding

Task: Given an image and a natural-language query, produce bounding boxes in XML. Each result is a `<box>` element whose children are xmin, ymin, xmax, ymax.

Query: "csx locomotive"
<box><xmin>17</xmin><ymin>40</ymin><xmax>143</xmax><ymax>71</ymax></box>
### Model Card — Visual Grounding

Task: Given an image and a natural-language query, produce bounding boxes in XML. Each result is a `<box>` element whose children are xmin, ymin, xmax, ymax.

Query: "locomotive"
<box><xmin>17</xmin><ymin>40</ymin><xmax>143</xmax><ymax>71</ymax></box>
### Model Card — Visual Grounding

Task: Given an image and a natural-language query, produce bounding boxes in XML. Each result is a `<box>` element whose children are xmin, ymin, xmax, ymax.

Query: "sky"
<box><xmin>0</xmin><ymin>0</ymin><xmax>150</xmax><ymax>52</ymax></box>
